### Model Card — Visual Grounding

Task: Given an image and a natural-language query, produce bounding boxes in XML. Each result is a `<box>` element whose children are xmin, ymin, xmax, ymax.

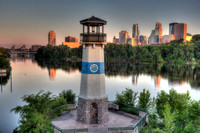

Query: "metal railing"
<box><xmin>107</xmin><ymin>102</ymin><xmax>149</xmax><ymax>132</ymax></box>
<box><xmin>51</xmin><ymin>124</ymin><xmax>88</xmax><ymax>133</ymax></box>
<box><xmin>80</xmin><ymin>33</ymin><xmax>106</xmax><ymax>43</ymax></box>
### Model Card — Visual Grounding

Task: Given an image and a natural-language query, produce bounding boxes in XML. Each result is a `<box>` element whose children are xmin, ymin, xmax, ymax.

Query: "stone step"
<box><xmin>88</xmin><ymin>127</ymin><xmax>108</xmax><ymax>133</ymax></box>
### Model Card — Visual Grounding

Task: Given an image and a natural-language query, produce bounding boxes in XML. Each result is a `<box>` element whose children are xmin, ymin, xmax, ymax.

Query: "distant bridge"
<box><xmin>10</xmin><ymin>51</ymin><xmax>36</xmax><ymax>58</ymax></box>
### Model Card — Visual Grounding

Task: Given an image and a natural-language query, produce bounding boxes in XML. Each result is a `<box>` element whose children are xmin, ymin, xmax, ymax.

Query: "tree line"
<box><xmin>105</xmin><ymin>38</ymin><xmax>200</xmax><ymax>63</ymax></box>
<box><xmin>0</xmin><ymin>47</ymin><xmax>10</xmax><ymax>69</ymax></box>
<box><xmin>35</xmin><ymin>34</ymin><xmax>200</xmax><ymax>63</ymax></box>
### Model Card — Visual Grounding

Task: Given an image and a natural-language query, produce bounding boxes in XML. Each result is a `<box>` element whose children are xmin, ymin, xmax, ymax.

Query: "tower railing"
<box><xmin>80</xmin><ymin>33</ymin><xmax>106</xmax><ymax>43</ymax></box>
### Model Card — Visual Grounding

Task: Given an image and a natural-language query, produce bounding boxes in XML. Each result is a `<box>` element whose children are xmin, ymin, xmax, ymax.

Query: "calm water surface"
<box><xmin>0</xmin><ymin>58</ymin><xmax>200</xmax><ymax>133</ymax></box>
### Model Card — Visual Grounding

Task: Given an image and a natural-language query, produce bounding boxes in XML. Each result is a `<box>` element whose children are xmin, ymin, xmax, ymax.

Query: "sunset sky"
<box><xmin>0</xmin><ymin>0</ymin><xmax>200</xmax><ymax>48</ymax></box>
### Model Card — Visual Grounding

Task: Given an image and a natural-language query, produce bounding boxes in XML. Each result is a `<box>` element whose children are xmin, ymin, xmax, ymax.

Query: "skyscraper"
<box><xmin>154</xmin><ymin>22</ymin><xmax>162</xmax><ymax>43</ymax></box>
<box><xmin>48</xmin><ymin>31</ymin><xmax>56</xmax><ymax>46</ymax></box>
<box><xmin>148</xmin><ymin>22</ymin><xmax>162</xmax><ymax>44</ymax></box>
<box><xmin>174</xmin><ymin>23</ymin><xmax>187</xmax><ymax>41</ymax></box>
<box><xmin>148</xmin><ymin>30</ymin><xmax>155</xmax><ymax>44</ymax></box>
<box><xmin>119</xmin><ymin>31</ymin><xmax>130</xmax><ymax>44</ymax></box>
<box><xmin>139</xmin><ymin>35</ymin><xmax>148</xmax><ymax>45</ymax></box>
<box><xmin>132</xmin><ymin>24</ymin><xmax>139</xmax><ymax>44</ymax></box>
<box><xmin>169</xmin><ymin>22</ymin><xmax>178</xmax><ymax>35</ymax></box>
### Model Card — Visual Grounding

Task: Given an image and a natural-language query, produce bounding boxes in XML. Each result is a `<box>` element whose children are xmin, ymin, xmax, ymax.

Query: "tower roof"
<box><xmin>80</xmin><ymin>16</ymin><xmax>107</xmax><ymax>26</ymax></box>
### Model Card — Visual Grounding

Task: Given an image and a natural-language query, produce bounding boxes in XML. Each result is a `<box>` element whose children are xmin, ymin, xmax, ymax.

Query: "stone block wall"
<box><xmin>77</xmin><ymin>97</ymin><xmax>109</xmax><ymax>124</ymax></box>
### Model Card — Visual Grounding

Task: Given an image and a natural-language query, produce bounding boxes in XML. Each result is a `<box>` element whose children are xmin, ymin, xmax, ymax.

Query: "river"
<box><xmin>0</xmin><ymin>58</ymin><xmax>200</xmax><ymax>133</ymax></box>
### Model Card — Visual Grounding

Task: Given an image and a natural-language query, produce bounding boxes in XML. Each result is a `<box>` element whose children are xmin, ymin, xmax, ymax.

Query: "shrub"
<box><xmin>59</xmin><ymin>89</ymin><xmax>76</xmax><ymax>104</ymax></box>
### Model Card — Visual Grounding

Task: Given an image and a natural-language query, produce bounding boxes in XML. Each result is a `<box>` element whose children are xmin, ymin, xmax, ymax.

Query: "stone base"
<box><xmin>77</xmin><ymin>96</ymin><xmax>109</xmax><ymax>124</ymax></box>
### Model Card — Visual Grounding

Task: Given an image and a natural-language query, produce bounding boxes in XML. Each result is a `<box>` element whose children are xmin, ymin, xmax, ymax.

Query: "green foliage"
<box><xmin>192</xmin><ymin>34</ymin><xmax>200</xmax><ymax>42</ymax></box>
<box><xmin>156</xmin><ymin>89</ymin><xmax>190</xmax><ymax>118</ymax></box>
<box><xmin>163</xmin><ymin>104</ymin><xmax>175</xmax><ymax>133</ymax></box>
<box><xmin>0</xmin><ymin>57</ymin><xmax>10</xmax><ymax>68</ymax></box>
<box><xmin>116</xmin><ymin>88</ymin><xmax>200</xmax><ymax>133</ymax></box>
<box><xmin>115</xmin><ymin>88</ymin><xmax>138</xmax><ymax>106</ymax></box>
<box><xmin>0</xmin><ymin>47</ymin><xmax>10</xmax><ymax>69</ymax></box>
<box><xmin>59</xmin><ymin>89</ymin><xmax>76</xmax><ymax>104</ymax></box>
<box><xmin>105</xmin><ymin>41</ymin><xmax>200</xmax><ymax>63</ymax></box>
<box><xmin>35</xmin><ymin>45</ymin><xmax>82</xmax><ymax>61</ymax></box>
<box><xmin>11</xmin><ymin>91</ymin><xmax>68</xmax><ymax>133</ymax></box>
<box><xmin>137</xmin><ymin>89</ymin><xmax>151</xmax><ymax>110</ymax></box>
<box><xmin>35</xmin><ymin>41</ymin><xmax>200</xmax><ymax>63</ymax></box>
<box><xmin>0</xmin><ymin>47</ymin><xmax>9</xmax><ymax>58</ymax></box>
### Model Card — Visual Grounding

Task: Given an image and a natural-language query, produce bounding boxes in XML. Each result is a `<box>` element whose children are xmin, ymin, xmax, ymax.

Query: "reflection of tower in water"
<box><xmin>132</xmin><ymin>75</ymin><xmax>138</xmax><ymax>85</ymax></box>
<box><xmin>48</xmin><ymin>68</ymin><xmax>56</xmax><ymax>80</ymax></box>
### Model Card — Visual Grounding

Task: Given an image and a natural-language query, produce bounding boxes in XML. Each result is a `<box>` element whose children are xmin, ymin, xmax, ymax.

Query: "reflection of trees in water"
<box><xmin>36</xmin><ymin>59</ymin><xmax>81</xmax><ymax>73</ymax></box>
<box><xmin>0</xmin><ymin>69</ymin><xmax>11</xmax><ymax>85</ymax></box>
<box><xmin>105</xmin><ymin>62</ymin><xmax>200</xmax><ymax>88</ymax></box>
<box><xmin>36</xmin><ymin>59</ymin><xmax>200</xmax><ymax>88</ymax></box>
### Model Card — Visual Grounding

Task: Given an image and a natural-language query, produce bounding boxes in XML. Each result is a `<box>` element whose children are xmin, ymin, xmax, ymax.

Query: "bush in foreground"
<box><xmin>11</xmin><ymin>91</ymin><xmax>68</xmax><ymax>133</ymax></box>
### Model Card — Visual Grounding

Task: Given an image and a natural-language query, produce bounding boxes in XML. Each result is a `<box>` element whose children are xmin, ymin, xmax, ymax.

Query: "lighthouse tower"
<box><xmin>77</xmin><ymin>16</ymin><xmax>108</xmax><ymax>124</ymax></box>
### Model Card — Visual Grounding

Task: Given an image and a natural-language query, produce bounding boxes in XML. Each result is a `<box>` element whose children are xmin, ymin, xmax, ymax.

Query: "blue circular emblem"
<box><xmin>90</xmin><ymin>64</ymin><xmax>98</xmax><ymax>72</ymax></box>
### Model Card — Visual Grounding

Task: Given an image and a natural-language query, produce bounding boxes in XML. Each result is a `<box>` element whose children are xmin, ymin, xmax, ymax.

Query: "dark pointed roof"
<box><xmin>80</xmin><ymin>16</ymin><xmax>107</xmax><ymax>26</ymax></box>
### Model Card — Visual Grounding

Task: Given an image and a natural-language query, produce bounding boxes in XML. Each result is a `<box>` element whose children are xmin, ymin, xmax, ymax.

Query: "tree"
<box><xmin>0</xmin><ymin>57</ymin><xmax>10</xmax><ymax>69</ymax></box>
<box><xmin>59</xmin><ymin>89</ymin><xmax>76</xmax><ymax>104</ymax></box>
<box><xmin>191</xmin><ymin>34</ymin><xmax>200</xmax><ymax>42</ymax></box>
<box><xmin>115</xmin><ymin>88</ymin><xmax>138</xmax><ymax>106</ymax></box>
<box><xmin>11</xmin><ymin>91</ymin><xmax>68</xmax><ymax>133</ymax></box>
<box><xmin>137</xmin><ymin>89</ymin><xmax>151</xmax><ymax>110</ymax></box>
<box><xmin>163</xmin><ymin>104</ymin><xmax>175</xmax><ymax>133</ymax></box>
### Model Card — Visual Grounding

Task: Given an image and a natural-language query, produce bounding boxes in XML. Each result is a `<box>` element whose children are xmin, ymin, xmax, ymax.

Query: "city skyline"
<box><xmin>0</xmin><ymin>0</ymin><xmax>200</xmax><ymax>48</ymax></box>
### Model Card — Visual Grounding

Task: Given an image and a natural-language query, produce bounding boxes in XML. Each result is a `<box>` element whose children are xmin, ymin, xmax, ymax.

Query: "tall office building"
<box><xmin>132</xmin><ymin>24</ymin><xmax>140</xmax><ymax>44</ymax></box>
<box><xmin>154</xmin><ymin>22</ymin><xmax>162</xmax><ymax>43</ymax></box>
<box><xmin>169</xmin><ymin>22</ymin><xmax>178</xmax><ymax>35</ymax></box>
<box><xmin>119</xmin><ymin>31</ymin><xmax>130</xmax><ymax>44</ymax></box>
<box><xmin>48</xmin><ymin>31</ymin><xmax>56</xmax><ymax>46</ymax></box>
<box><xmin>139</xmin><ymin>35</ymin><xmax>148</xmax><ymax>45</ymax></box>
<box><xmin>174</xmin><ymin>23</ymin><xmax>187</xmax><ymax>41</ymax></box>
<box><xmin>148</xmin><ymin>30</ymin><xmax>155</xmax><ymax>44</ymax></box>
<box><xmin>148</xmin><ymin>22</ymin><xmax>162</xmax><ymax>44</ymax></box>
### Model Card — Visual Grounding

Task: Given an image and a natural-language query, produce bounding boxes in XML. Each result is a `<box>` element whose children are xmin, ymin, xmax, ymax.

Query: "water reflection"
<box><xmin>49</xmin><ymin>68</ymin><xmax>56</xmax><ymax>80</ymax></box>
<box><xmin>1</xmin><ymin>58</ymin><xmax>200</xmax><ymax>133</ymax></box>
<box><xmin>0</xmin><ymin>70</ymin><xmax>10</xmax><ymax>86</ymax></box>
<box><xmin>35</xmin><ymin>59</ymin><xmax>200</xmax><ymax>89</ymax></box>
<box><xmin>105</xmin><ymin>62</ymin><xmax>200</xmax><ymax>89</ymax></box>
<box><xmin>132</xmin><ymin>75</ymin><xmax>138</xmax><ymax>85</ymax></box>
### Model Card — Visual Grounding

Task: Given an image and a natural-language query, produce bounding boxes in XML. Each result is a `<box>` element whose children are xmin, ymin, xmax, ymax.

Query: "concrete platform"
<box><xmin>52</xmin><ymin>109</ymin><xmax>141</xmax><ymax>133</ymax></box>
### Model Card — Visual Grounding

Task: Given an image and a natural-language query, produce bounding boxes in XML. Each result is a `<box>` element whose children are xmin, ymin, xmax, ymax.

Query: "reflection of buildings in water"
<box><xmin>132</xmin><ymin>75</ymin><xmax>138</xmax><ymax>85</ymax></box>
<box><xmin>168</xmin><ymin>81</ymin><xmax>181</xmax><ymax>86</ymax></box>
<box><xmin>155</xmin><ymin>75</ymin><xmax>161</xmax><ymax>88</ymax></box>
<box><xmin>68</xmin><ymin>68</ymin><xmax>78</xmax><ymax>74</ymax></box>
<box><xmin>151</xmin><ymin>75</ymin><xmax>161</xmax><ymax>88</ymax></box>
<box><xmin>32</xmin><ymin>59</ymin><xmax>36</xmax><ymax>64</ymax></box>
<box><xmin>169</xmin><ymin>81</ymin><xmax>186</xmax><ymax>86</ymax></box>
<box><xmin>49</xmin><ymin>68</ymin><xmax>56</xmax><ymax>80</ymax></box>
